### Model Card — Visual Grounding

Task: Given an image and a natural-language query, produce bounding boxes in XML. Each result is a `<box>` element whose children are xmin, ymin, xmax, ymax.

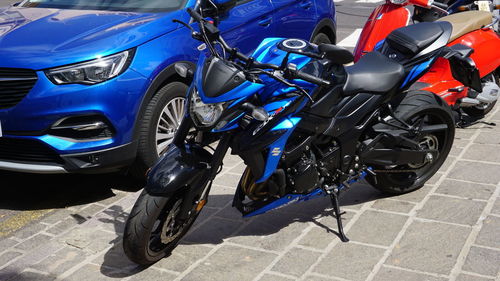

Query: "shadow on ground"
<box><xmin>0</xmin><ymin>171</ymin><xmax>142</xmax><ymax>211</ymax></box>
<box><xmin>98</xmin><ymin>182</ymin><xmax>388</xmax><ymax>278</ymax></box>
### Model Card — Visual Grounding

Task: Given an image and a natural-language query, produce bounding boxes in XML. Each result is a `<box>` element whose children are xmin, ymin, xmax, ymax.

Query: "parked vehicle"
<box><xmin>353</xmin><ymin>0</ymin><xmax>500</xmax><ymax>122</ymax></box>
<box><xmin>122</xmin><ymin>8</ymin><xmax>460</xmax><ymax>265</ymax></box>
<box><xmin>0</xmin><ymin>0</ymin><xmax>336</xmax><ymax>177</ymax></box>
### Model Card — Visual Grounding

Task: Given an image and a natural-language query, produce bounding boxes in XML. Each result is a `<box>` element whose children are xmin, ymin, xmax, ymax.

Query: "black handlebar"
<box><xmin>294</xmin><ymin>69</ymin><xmax>331</xmax><ymax>86</ymax></box>
<box><xmin>186</xmin><ymin>8</ymin><xmax>204</xmax><ymax>22</ymax></box>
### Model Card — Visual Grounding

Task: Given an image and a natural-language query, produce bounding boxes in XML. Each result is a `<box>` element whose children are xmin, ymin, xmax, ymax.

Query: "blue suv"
<box><xmin>0</xmin><ymin>0</ymin><xmax>336</xmax><ymax>177</ymax></box>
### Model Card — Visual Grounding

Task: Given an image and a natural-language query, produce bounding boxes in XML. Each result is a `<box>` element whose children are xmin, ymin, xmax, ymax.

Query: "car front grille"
<box><xmin>0</xmin><ymin>138</ymin><xmax>64</xmax><ymax>164</ymax></box>
<box><xmin>0</xmin><ymin>68</ymin><xmax>38</xmax><ymax>109</ymax></box>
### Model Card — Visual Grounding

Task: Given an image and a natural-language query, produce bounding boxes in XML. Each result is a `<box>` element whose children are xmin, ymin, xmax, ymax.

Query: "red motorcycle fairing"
<box><xmin>419</xmin><ymin>28</ymin><xmax>500</xmax><ymax>105</ymax></box>
<box><xmin>353</xmin><ymin>3</ymin><xmax>410</xmax><ymax>62</ymax></box>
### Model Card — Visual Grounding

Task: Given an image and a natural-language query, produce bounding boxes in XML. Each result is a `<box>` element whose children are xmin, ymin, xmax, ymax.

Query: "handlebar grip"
<box><xmin>187</xmin><ymin>8</ymin><xmax>204</xmax><ymax>22</ymax></box>
<box><xmin>295</xmin><ymin>70</ymin><xmax>331</xmax><ymax>86</ymax></box>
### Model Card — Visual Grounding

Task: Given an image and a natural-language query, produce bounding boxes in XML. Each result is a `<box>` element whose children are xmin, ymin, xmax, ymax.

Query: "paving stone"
<box><xmin>181</xmin><ymin>245</ymin><xmax>277</xmax><ymax>281</ymax></box>
<box><xmin>454</xmin><ymin>138</ymin><xmax>471</xmax><ymax>148</ymax></box>
<box><xmin>213</xmin><ymin>173</ymin><xmax>241</xmax><ymax>189</ymax></box>
<box><xmin>259</xmin><ymin>273</ymin><xmax>295</xmax><ymax>281</ymax></box>
<box><xmin>298</xmin><ymin>211</ymin><xmax>354</xmax><ymax>250</ymax></box>
<box><xmin>462</xmin><ymin>246</ymin><xmax>500</xmax><ymax>277</ymax></box>
<box><xmin>435</xmin><ymin>179</ymin><xmax>495</xmax><ymax>201</ymax></box>
<box><xmin>416</xmin><ymin>195</ymin><xmax>486</xmax><ymax>225</ymax></box>
<box><xmin>0</xmin><ymin>238</ymin><xmax>19</xmax><ymax>252</ymax></box>
<box><xmin>348</xmin><ymin>210</ymin><xmax>408</xmax><ymax>246</ymax></box>
<box><xmin>183</xmin><ymin>217</ymin><xmax>241</xmax><ymax>245</ymax></box>
<box><xmin>392</xmin><ymin>184</ymin><xmax>434</xmax><ymax>203</ymax></box>
<box><xmin>449</xmin><ymin>145</ymin><xmax>464</xmax><ymax>157</ymax></box>
<box><xmin>14</xmin><ymin>234</ymin><xmax>52</xmax><ymax>251</ymax></box>
<box><xmin>46</xmin><ymin>218</ymin><xmax>79</xmax><ymax>236</ymax></box>
<box><xmin>129</xmin><ymin>267</ymin><xmax>178</xmax><ymax>281</ymax></box>
<box><xmin>63</xmin><ymin>228</ymin><xmax>116</xmax><ymax>255</ymax></box>
<box><xmin>491</xmin><ymin>197</ymin><xmax>500</xmax><ymax>215</ymax></box>
<box><xmin>6</xmin><ymin>270</ymin><xmax>56</xmax><ymax>281</ymax></box>
<box><xmin>448</xmin><ymin>161</ymin><xmax>500</xmax><ymax>185</ymax></box>
<box><xmin>427</xmin><ymin>172</ymin><xmax>445</xmax><ymax>185</ymax></box>
<box><xmin>275</xmin><ymin>196</ymin><xmax>332</xmax><ymax>216</ymax></box>
<box><xmin>13</xmin><ymin>223</ymin><xmax>48</xmax><ymax>240</ymax></box>
<box><xmin>32</xmin><ymin>247</ymin><xmax>87</xmax><ymax>276</ymax></box>
<box><xmin>0</xmin><ymin>251</ymin><xmax>22</xmax><ymax>266</ymax></box>
<box><xmin>97</xmin><ymin>191</ymin><xmax>127</xmax><ymax>207</ymax></box>
<box><xmin>387</xmin><ymin>221</ymin><xmax>470</xmax><ymax>275</ymax></box>
<box><xmin>455</xmin><ymin>130</ymin><xmax>475</xmax><ymax>140</ymax></box>
<box><xmin>4</xmin><ymin>240</ymin><xmax>65</xmax><ymax>273</ymax></box>
<box><xmin>441</xmin><ymin>156</ymin><xmax>457</xmax><ymax>171</ymax></box>
<box><xmin>228</xmin><ymin>162</ymin><xmax>247</xmax><ymax>174</ymax></box>
<box><xmin>463</xmin><ymin>144</ymin><xmax>500</xmax><ymax>162</ymax></box>
<box><xmin>271</xmin><ymin>248</ymin><xmax>322</xmax><ymax>277</ymax></box>
<box><xmin>38</xmin><ymin>209</ymin><xmax>72</xmax><ymax>225</ymax></box>
<box><xmin>373</xmin><ymin>266</ymin><xmax>446</xmax><ymax>281</ymax></box>
<box><xmin>91</xmin><ymin>206</ymin><xmax>128</xmax><ymax>235</ymax></box>
<box><xmin>302</xmin><ymin>275</ymin><xmax>336</xmax><ymax>281</ymax></box>
<box><xmin>65</xmin><ymin>264</ymin><xmax>126</xmax><ymax>280</ymax></box>
<box><xmin>475</xmin><ymin>215</ymin><xmax>500</xmax><ymax>248</ymax></box>
<box><xmin>229</xmin><ymin>212</ymin><xmax>311</xmax><ymax>252</ymax></box>
<box><xmin>153</xmin><ymin>244</ymin><xmax>212</xmax><ymax>273</ymax></box>
<box><xmin>222</xmin><ymin>154</ymin><xmax>244</xmax><ymax>168</ymax></box>
<box><xmin>339</xmin><ymin>182</ymin><xmax>381</xmax><ymax>210</ymax></box>
<box><xmin>456</xmin><ymin>273</ymin><xmax>495</xmax><ymax>281</ymax></box>
<box><xmin>213</xmin><ymin>205</ymin><xmax>245</xmax><ymax>221</ymax></box>
<box><xmin>312</xmin><ymin>242</ymin><xmax>385</xmax><ymax>281</ymax></box>
<box><xmin>474</xmin><ymin>131</ymin><xmax>500</xmax><ymax>145</ymax></box>
<box><xmin>371</xmin><ymin>199</ymin><xmax>416</xmax><ymax>213</ymax></box>
<box><xmin>206</xmin><ymin>185</ymin><xmax>233</xmax><ymax>209</ymax></box>
<box><xmin>76</xmin><ymin>204</ymin><xmax>107</xmax><ymax>220</ymax></box>
<box><xmin>92</xmin><ymin>244</ymin><xmax>141</xmax><ymax>272</ymax></box>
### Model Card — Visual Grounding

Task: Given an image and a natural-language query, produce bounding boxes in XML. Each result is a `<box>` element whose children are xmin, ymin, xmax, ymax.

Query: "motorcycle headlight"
<box><xmin>45</xmin><ymin>49</ymin><xmax>134</xmax><ymax>85</ymax></box>
<box><xmin>389</xmin><ymin>0</ymin><xmax>408</xmax><ymax>4</ymax></box>
<box><xmin>189</xmin><ymin>88</ymin><xmax>226</xmax><ymax>127</ymax></box>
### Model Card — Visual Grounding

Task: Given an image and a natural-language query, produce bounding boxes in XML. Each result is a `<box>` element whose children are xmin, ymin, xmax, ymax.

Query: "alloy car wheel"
<box><xmin>156</xmin><ymin>97</ymin><xmax>185</xmax><ymax>155</ymax></box>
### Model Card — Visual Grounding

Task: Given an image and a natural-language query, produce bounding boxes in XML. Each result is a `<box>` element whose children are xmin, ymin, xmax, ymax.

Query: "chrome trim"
<box><xmin>52</xmin><ymin>121</ymin><xmax>107</xmax><ymax>131</ymax></box>
<box><xmin>0</xmin><ymin>77</ymin><xmax>37</xmax><ymax>82</ymax></box>
<box><xmin>0</xmin><ymin>161</ymin><xmax>67</xmax><ymax>174</ymax></box>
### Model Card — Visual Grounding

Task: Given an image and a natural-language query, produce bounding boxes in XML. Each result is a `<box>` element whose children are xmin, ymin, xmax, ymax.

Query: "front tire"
<box><xmin>123</xmin><ymin>190</ymin><xmax>199</xmax><ymax>265</ymax></box>
<box><xmin>130</xmin><ymin>82</ymin><xmax>188</xmax><ymax>179</ymax></box>
<box><xmin>312</xmin><ymin>32</ymin><xmax>332</xmax><ymax>45</ymax></box>
<box><xmin>366</xmin><ymin>91</ymin><xmax>455</xmax><ymax>194</ymax></box>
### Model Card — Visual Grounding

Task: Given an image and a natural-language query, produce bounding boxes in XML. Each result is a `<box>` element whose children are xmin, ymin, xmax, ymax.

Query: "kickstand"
<box><xmin>329</xmin><ymin>191</ymin><xmax>349</xmax><ymax>242</ymax></box>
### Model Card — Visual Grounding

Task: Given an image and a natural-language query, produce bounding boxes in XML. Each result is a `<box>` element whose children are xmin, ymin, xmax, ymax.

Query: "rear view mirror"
<box><xmin>318</xmin><ymin>44</ymin><xmax>354</xmax><ymax>65</ymax></box>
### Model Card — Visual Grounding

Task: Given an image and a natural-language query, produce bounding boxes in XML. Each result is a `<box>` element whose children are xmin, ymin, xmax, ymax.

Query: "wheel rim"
<box><xmin>156</xmin><ymin>97</ymin><xmax>185</xmax><ymax>155</ymax></box>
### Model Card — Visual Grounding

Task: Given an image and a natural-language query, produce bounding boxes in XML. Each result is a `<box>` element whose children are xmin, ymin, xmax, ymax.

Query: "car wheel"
<box><xmin>312</xmin><ymin>32</ymin><xmax>332</xmax><ymax>45</ymax></box>
<box><xmin>130</xmin><ymin>82</ymin><xmax>188</xmax><ymax>179</ymax></box>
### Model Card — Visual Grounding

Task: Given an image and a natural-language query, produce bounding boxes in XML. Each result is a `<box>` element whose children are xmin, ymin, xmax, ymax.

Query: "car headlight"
<box><xmin>189</xmin><ymin>88</ymin><xmax>226</xmax><ymax>127</ymax></box>
<box><xmin>45</xmin><ymin>49</ymin><xmax>134</xmax><ymax>85</ymax></box>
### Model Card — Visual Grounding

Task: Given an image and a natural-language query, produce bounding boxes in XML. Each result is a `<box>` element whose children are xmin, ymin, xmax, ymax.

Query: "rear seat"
<box><xmin>439</xmin><ymin>11</ymin><xmax>492</xmax><ymax>42</ymax></box>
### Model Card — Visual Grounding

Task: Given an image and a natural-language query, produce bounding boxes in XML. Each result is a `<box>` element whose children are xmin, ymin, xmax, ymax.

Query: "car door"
<box><xmin>216</xmin><ymin>0</ymin><xmax>275</xmax><ymax>55</ymax></box>
<box><xmin>271</xmin><ymin>0</ymin><xmax>317</xmax><ymax>40</ymax></box>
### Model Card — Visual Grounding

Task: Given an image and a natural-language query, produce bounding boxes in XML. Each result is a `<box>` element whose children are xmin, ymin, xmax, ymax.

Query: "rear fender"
<box><xmin>145</xmin><ymin>144</ymin><xmax>213</xmax><ymax>197</ymax></box>
<box><xmin>353</xmin><ymin>4</ymin><xmax>411</xmax><ymax>62</ymax></box>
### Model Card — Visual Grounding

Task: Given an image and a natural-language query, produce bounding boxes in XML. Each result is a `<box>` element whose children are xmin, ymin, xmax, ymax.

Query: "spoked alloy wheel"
<box><xmin>367</xmin><ymin>91</ymin><xmax>455</xmax><ymax>194</ymax></box>
<box><xmin>156</xmin><ymin>97</ymin><xmax>185</xmax><ymax>155</ymax></box>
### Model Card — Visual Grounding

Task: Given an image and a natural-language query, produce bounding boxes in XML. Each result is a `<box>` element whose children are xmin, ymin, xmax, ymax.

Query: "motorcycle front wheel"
<box><xmin>122</xmin><ymin>190</ymin><xmax>201</xmax><ymax>265</ymax></box>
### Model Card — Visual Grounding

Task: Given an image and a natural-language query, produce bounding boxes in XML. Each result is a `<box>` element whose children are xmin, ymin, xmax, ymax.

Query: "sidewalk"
<box><xmin>0</xmin><ymin>107</ymin><xmax>499</xmax><ymax>281</ymax></box>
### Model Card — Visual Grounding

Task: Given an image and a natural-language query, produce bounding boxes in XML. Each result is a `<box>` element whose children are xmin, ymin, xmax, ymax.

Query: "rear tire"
<box><xmin>312</xmin><ymin>32</ymin><xmax>332</xmax><ymax>45</ymax></box>
<box><xmin>366</xmin><ymin>91</ymin><xmax>455</xmax><ymax>194</ymax></box>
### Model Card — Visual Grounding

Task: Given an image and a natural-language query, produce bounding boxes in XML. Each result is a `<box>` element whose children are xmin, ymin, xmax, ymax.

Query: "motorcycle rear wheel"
<box><xmin>366</xmin><ymin>91</ymin><xmax>455</xmax><ymax>194</ymax></box>
<box><xmin>122</xmin><ymin>190</ymin><xmax>200</xmax><ymax>265</ymax></box>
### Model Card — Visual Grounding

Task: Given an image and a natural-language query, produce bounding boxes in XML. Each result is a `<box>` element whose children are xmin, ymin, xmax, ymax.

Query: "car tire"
<box><xmin>130</xmin><ymin>82</ymin><xmax>188</xmax><ymax>179</ymax></box>
<box><xmin>312</xmin><ymin>32</ymin><xmax>332</xmax><ymax>45</ymax></box>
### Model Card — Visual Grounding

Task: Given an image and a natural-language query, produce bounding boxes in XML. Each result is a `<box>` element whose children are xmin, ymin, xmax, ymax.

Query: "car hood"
<box><xmin>0</xmin><ymin>7</ymin><xmax>184</xmax><ymax>69</ymax></box>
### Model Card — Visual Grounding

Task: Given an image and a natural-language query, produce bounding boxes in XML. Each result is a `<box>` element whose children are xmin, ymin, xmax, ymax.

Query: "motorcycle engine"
<box><xmin>287</xmin><ymin>152</ymin><xmax>320</xmax><ymax>194</ymax></box>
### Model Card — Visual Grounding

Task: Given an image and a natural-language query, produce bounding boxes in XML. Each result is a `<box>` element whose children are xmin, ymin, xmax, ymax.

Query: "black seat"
<box><xmin>385</xmin><ymin>22</ymin><xmax>452</xmax><ymax>56</ymax></box>
<box><xmin>343</xmin><ymin>51</ymin><xmax>405</xmax><ymax>96</ymax></box>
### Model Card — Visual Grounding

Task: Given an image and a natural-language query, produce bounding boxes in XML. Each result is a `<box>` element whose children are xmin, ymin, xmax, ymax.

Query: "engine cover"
<box><xmin>288</xmin><ymin>155</ymin><xmax>319</xmax><ymax>194</ymax></box>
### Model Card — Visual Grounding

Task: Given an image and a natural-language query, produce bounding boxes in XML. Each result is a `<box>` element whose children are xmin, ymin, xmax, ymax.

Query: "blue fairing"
<box><xmin>400</xmin><ymin>59</ymin><xmax>434</xmax><ymax>88</ymax></box>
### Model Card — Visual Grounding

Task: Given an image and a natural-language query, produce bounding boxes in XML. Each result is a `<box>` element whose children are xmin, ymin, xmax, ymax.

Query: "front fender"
<box><xmin>145</xmin><ymin>143</ymin><xmax>213</xmax><ymax>196</ymax></box>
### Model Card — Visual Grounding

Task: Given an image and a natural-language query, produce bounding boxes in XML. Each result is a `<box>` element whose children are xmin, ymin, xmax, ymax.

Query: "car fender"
<box><xmin>310</xmin><ymin>18</ymin><xmax>337</xmax><ymax>44</ymax></box>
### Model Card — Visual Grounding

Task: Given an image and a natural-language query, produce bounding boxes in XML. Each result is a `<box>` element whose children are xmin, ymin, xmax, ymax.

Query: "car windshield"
<box><xmin>19</xmin><ymin>0</ymin><xmax>186</xmax><ymax>12</ymax></box>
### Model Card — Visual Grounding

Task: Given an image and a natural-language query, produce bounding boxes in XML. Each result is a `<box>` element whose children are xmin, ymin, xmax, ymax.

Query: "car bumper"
<box><xmin>0</xmin><ymin>139</ymin><xmax>137</xmax><ymax>174</ymax></box>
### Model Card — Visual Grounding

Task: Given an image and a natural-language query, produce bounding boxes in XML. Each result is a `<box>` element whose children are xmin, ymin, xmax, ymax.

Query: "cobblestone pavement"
<box><xmin>0</xmin><ymin>109</ymin><xmax>499</xmax><ymax>281</ymax></box>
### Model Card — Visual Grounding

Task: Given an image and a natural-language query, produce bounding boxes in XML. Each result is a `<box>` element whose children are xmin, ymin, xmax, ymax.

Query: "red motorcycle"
<box><xmin>353</xmin><ymin>0</ymin><xmax>500</xmax><ymax>121</ymax></box>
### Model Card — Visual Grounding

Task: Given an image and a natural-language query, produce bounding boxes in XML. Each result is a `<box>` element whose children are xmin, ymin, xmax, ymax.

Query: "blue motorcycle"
<box><xmin>123</xmin><ymin>7</ymin><xmax>461</xmax><ymax>265</ymax></box>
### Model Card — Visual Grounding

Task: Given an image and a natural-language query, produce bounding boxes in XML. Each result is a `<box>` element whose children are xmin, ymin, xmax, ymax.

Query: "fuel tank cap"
<box><xmin>278</xmin><ymin>38</ymin><xmax>316</xmax><ymax>55</ymax></box>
